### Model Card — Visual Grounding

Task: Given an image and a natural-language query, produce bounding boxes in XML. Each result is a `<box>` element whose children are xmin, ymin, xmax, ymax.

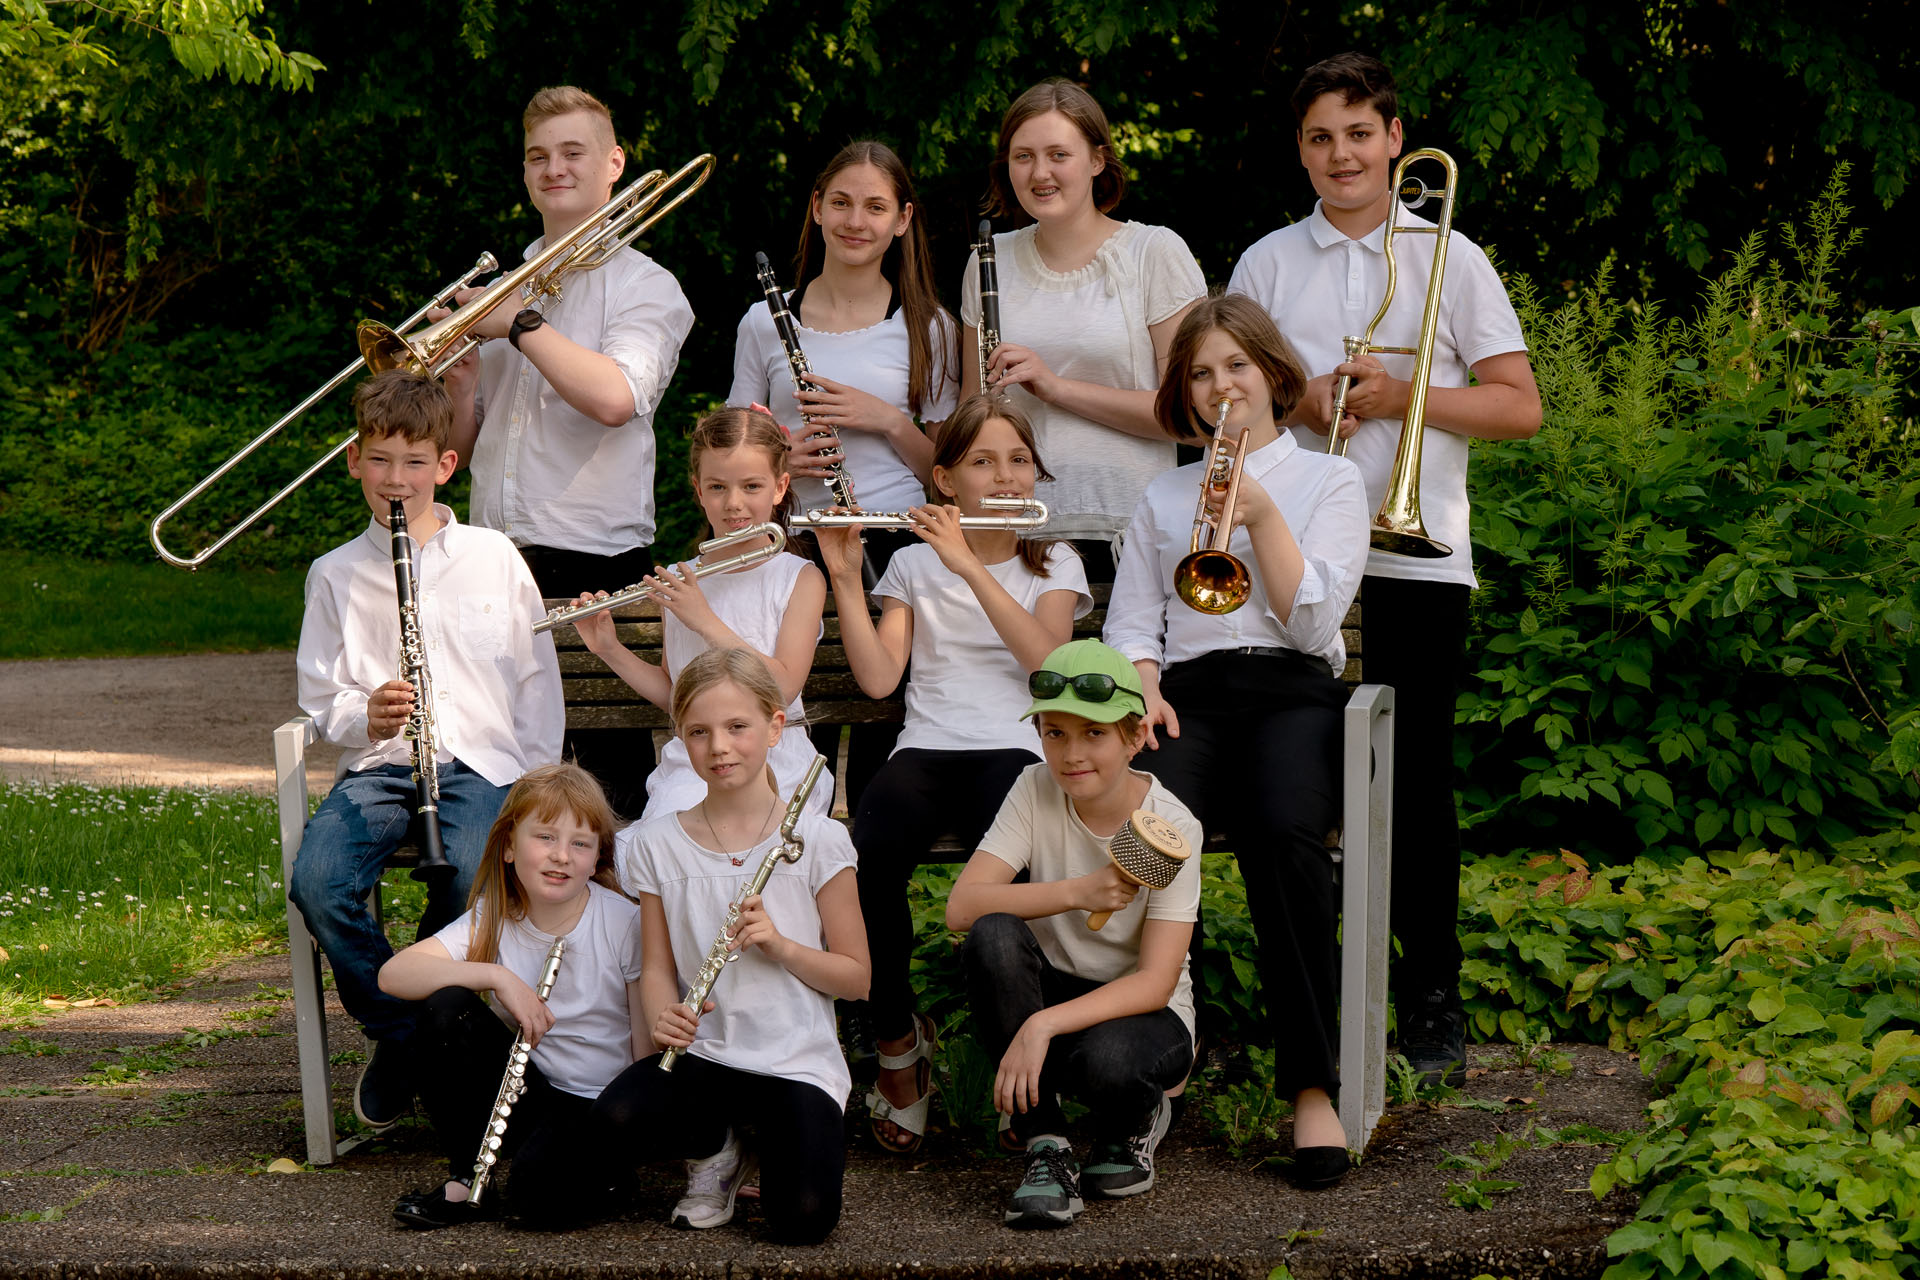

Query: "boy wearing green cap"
<box><xmin>946</xmin><ymin>639</ymin><xmax>1204</xmax><ymax>1228</ymax></box>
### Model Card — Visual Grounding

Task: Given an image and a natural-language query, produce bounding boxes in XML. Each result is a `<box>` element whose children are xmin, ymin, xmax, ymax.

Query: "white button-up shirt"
<box><xmin>1105</xmin><ymin>432</ymin><xmax>1370</xmax><ymax>674</ymax></box>
<box><xmin>296</xmin><ymin>505</ymin><xmax>564</xmax><ymax>785</ymax></box>
<box><xmin>471</xmin><ymin>239</ymin><xmax>694</xmax><ymax>555</ymax></box>
<box><xmin>1227</xmin><ymin>201</ymin><xmax>1528</xmax><ymax>588</ymax></box>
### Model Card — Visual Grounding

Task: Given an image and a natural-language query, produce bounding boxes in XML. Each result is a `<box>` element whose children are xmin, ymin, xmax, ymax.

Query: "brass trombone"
<box><xmin>791</xmin><ymin>496</ymin><xmax>1047</xmax><ymax>532</ymax></box>
<box><xmin>357</xmin><ymin>153</ymin><xmax>716</xmax><ymax>377</ymax></box>
<box><xmin>1174</xmin><ymin>398</ymin><xmax>1251</xmax><ymax>615</ymax></box>
<box><xmin>532</xmin><ymin>522</ymin><xmax>786</xmax><ymax>635</ymax></box>
<box><xmin>1326</xmin><ymin>147</ymin><xmax>1457</xmax><ymax>560</ymax></box>
<box><xmin>147</xmin><ymin>252</ymin><xmax>500</xmax><ymax>570</ymax></box>
<box><xmin>148</xmin><ymin>153</ymin><xmax>716</xmax><ymax>571</ymax></box>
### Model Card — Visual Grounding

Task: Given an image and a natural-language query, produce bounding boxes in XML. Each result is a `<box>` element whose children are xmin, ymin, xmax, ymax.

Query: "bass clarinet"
<box><xmin>468</xmin><ymin>934</ymin><xmax>565</xmax><ymax>1206</ymax></box>
<box><xmin>975</xmin><ymin>219</ymin><xmax>1003</xmax><ymax>397</ymax></box>
<box><xmin>660</xmin><ymin>756</ymin><xmax>825</xmax><ymax>1072</ymax></box>
<box><xmin>389</xmin><ymin>499</ymin><xmax>453</xmax><ymax>879</ymax></box>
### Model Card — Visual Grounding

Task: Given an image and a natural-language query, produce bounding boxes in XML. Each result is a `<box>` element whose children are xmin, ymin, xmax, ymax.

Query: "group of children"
<box><xmin>290</xmin><ymin>49</ymin><xmax>1539</xmax><ymax>1241</ymax></box>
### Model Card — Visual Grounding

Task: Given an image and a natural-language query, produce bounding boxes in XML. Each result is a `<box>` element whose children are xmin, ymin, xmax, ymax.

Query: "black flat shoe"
<box><xmin>1284</xmin><ymin>1145</ymin><xmax>1351</xmax><ymax>1190</ymax></box>
<box><xmin>393</xmin><ymin>1185</ymin><xmax>486</xmax><ymax>1230</ymax></box>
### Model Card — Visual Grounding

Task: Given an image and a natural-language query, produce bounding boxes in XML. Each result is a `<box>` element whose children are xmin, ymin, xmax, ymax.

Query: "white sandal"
<box><xmin>865</xmin><ymin>1012</ymin><xmax>937</xmax><ymax>1154</ymax></box>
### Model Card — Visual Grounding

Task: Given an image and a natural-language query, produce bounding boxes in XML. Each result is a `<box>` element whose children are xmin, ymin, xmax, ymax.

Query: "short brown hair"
<box><xmin>352</xmin><ymin>369</ymin><xmax>452</xmax><ymax>451</ymax></box>
<box><xmin>929</xmin><ymin>396</ymin><xmax>1061</xmax><ymax>578</ymax></box>
<box><xmin>986</xmin><ymin>80</ymin><xmax>1128</xmax><ymax>225</ymax></box>
<box><xmin>1291</xmin><ymin>52</ymin><xmax>1398</xmax><ymax>131</ymax></box>
<box><xmin>1155</xmin><ymin>294</ymin><xmax>1309</xmax><ymax>440</ymax></box>
<box><xmin>523</xmin><ymin>85</ymin><xmax>616</xmax><ymax>152</ymax></box>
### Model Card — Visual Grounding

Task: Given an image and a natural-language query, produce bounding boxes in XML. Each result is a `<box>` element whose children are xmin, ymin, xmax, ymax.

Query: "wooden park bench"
<box><xmin>273</xmin><ymin>586</ymin><xmax>1394</xmax><ymax>1165</ymax></box>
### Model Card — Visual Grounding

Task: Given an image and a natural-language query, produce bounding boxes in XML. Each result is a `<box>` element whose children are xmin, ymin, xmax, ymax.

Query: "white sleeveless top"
<box><xmin>638</xmin><ymin>549</ymin><xmax>831</xmax><ymax>822</ymax></box>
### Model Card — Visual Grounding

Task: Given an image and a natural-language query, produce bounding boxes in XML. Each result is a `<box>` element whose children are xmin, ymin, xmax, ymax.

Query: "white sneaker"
<box><xmin>671</xmin><ymin>1128</ymin><xmax>756</xmax><ymax>1230</ymax></box>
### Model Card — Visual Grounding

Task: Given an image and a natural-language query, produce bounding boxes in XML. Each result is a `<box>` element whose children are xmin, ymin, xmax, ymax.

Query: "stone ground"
<box><xmin>0</xmin><ymin>652</ymin><xmax>1649</xmax><ymax>1277</ymax></box>
<box><xmin>0</xmin><ymin>952</ymin><xmax>1646</xmax><ymax>1280</ymax></box>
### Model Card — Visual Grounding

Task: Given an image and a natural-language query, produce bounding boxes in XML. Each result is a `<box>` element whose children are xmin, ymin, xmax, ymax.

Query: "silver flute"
<box><xmin>660</xmin><ymin>757</ymin><xmax>824</xmax><ymax>1072</ymax></box>
<box><xmin>531</xmin><ymin>523</ymin><xmax>787</xmax><ymax>634</ymax></box>
<box><xmin>791</xmin><ymin>496</ymin><xmax>1048</xmax><ymax>531</ymax></box>
<box><xmin>468</xmin><ymin>934</ymin><xmax>566</xmax><ymax>1206</ymax></box>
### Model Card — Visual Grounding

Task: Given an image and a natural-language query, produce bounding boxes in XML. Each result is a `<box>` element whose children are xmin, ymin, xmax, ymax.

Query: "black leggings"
<box><xmin>1138</xmin><ymin>649</ymin><xmax>1346</xmax><ymax>1097</ymax></box>
<box><xmin>851</xmin><ymin>747</ymin><xmax>1037</xmax><ymax>1042</ymax></box>
<box><xmin>411</xmin><ymin>987</ymin><xmax>613</xmax><ymax>1224</ymax></box>
<box><xmin>962</xmin><ymin>913</ymin><xmax>1192</xmax><ymax>1144</ymax></box>
<box><xmin>592</xmin><ymin>1053</ymin><xmax>845</xmax><ymax>1245</ymax></box>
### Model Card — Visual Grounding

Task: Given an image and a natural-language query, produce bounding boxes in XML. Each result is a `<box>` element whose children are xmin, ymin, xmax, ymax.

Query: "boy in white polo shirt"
<box><xmin>1227</xmin><ymin>51</ymin><xmax>1542</xmax><ymax>1088</ymax></box>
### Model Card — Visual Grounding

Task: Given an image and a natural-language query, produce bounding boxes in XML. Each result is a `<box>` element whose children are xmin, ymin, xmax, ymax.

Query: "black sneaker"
<box><xmin>1004</xmin><ymin>1137</ymin><xmax>1083</xmax><ymax>1228</ymax></box>
<box><xmin>1399</xmin><ymin>988</ymin><xmax>1466</xmax><ymax>1089</ymax></box>
<box><xmin>354</xmin><ymin>1038</ymin><xmax>414</xmax><ymax>1131</ymax></box>
<box><xmin>1082</xmin><ymin>1094</ymin><xmax>1172</xmax><ymax>1199</ymax></box>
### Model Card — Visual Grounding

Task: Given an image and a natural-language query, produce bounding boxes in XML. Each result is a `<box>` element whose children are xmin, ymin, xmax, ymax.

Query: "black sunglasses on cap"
<box><xmin>1027</xmin><ymin>670</ymin><xmax>1137</xmax><ymax>704</ymax></box>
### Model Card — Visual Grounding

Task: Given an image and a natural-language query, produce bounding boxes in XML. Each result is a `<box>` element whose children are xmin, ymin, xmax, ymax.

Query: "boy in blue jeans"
<box><xmin>1227</xmin><ymin>51</ymin><xmax>1542</xmax><ymax>1086</ymax></box>
<box><xmin>291</xmin><ymin>369</ymin><xmax>563</xmax><ymax>1131</ymax></box>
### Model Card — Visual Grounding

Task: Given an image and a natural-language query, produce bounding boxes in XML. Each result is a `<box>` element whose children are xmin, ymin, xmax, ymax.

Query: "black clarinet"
<box><xmin>388</xmin><ymin>499</ymin><xmax>453</xmax><ymax>880</ymax></box>
<box><xmin>754</xmin><ymin>250</ymin><xmax>874</xmax><ymax>586</ymax></box>
<box><xmin>976</xmin><ymin>219</ymin><xmax>1004</xmax><ymax>398</ymax></box>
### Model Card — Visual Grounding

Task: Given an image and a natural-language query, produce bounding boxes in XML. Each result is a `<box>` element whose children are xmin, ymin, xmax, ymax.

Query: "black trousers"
<box><xmin>962</xmin><ymin>913</ymin><xmax>1193</xmax><ymax>1143</ymax></box>
<box><xmin>799</xmin><ymin>528</ymin><xmax>917</xmax><ymax>816</ymax></box>
<box><xmin>1138</xmin><ymin>649</ymin><xmax>1346</xmax><ymax>1097</ymax></box>
<box><xmin>518</xmin><ymin>542</ymin><xmax>657</xmax><ymax>819</ymax></box>
<box><xmin>1360</xmin><ymin>575</ymin><xmax>1470</xmax><ymax>1009</ymax></box>
<box><xmin>592</xmin><ymin>1053</ymin><xmax>846</xmax><ymax>1245</ymax></box>
<box><xmin>411</xmin><ymin>986</ymin><xmax>613</xmax><ymax>1224</ymax></box>
<box><xmin>850</xmin><ymin>746</ymin><xmax>1036</xmax><ymax>1042</ymax></box>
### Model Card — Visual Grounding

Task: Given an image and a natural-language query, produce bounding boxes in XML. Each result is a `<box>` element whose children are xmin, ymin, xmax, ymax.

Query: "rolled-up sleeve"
<box><xmin>602</xmin><ymin>262</ymin><xmax>694</xmax><ymax>423</ymax></box>
<box><xmin>1265</xmin><ymin>458</ymin><xmax>1369</xmax><ymax>660</ymax></box>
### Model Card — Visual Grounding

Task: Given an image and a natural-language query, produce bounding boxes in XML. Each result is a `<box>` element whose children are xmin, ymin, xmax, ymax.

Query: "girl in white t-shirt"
<box><xmin>592</xmin><ymin>647</ymin><xmax>870</xmax><ymax>1245</ymax></box>
<box><xmin>946</xmin><ymin>639</ymin><xmax>1203</xmax><ymax>1228</ymax></box>
<box><xmin>728</xmin><ymin>138</ymin><xmax>963</xmax><ymax>821</ymax></box>
<box><xmin>377</xmin><ymin>763</ymin><xmax>643</xmax><ymax>1230</ymax></box>
<box><xmin>568</xmin><ymin>408</ymin><xmax>830</xmax><ymax>823</ymax></box>
<box><xmin>959</xmin><ymin>79</ymin><xmax>1206</xmax><ymax>574</ymax></box>
<box><xmin>1104</xmin><ymin>295</ymin><xmax>1370</xmax><ymax>1190</ymax></box>
<box><xmin>813</xmin><ymin>396</ymin><xmax>1091</xmax><ymax>1155</ymax></box>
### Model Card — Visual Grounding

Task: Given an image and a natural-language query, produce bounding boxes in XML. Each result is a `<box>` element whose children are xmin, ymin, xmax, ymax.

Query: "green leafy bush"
<box><xmin>1461</xmin><ymin>169</ymin><xmax>1920</xmax><ymax>863</ymax></box>
<box><xmin>1456</xmin><ymin>842</ymin><xmax>1920</xmax><ymax>1279</ymax></box>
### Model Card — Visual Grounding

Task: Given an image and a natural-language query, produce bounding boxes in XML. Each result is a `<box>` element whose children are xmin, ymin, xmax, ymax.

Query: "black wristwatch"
<box><xmin>507</xmin><ymin>308</ymin><xmax>546</xmax><ymax>350</ymax></box>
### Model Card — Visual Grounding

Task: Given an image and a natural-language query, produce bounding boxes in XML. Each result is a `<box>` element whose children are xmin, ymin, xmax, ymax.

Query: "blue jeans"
<box><xmin>288</xmin><ymin>761</ymin><xmax>507</xmax><ymax>1043</ymax></box>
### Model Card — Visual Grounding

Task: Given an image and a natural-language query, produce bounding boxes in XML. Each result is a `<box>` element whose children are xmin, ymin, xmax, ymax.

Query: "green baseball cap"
<box><xmin>1022</xmin><ymin>639</ymin><xmax>1146</xmax><ymax>724</ymax></box>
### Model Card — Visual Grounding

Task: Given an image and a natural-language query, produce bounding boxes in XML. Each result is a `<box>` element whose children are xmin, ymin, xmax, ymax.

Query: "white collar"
<box><xmin>1307</xmin><ymin>198</ymin><xmax>1435</xmax><ymax>253</ymax></box>
<box><xmin>360</xmin><ymin>502</ymin><xmax>461</xmax><ymax>558</ymax></box>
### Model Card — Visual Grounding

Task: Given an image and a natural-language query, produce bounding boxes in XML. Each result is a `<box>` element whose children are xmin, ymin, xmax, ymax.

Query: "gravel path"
<box><xmin>0</xmin><ymin>651</ymin><xmax>342</xmax><ymax>793</ymax></box>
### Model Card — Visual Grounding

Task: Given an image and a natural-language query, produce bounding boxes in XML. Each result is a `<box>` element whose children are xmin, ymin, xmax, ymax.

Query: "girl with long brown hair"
<box><xmin>813</xmin><ymin>397</ymin><xmax>1090</xmax><ymax>1154</ymax></box>
<box><xmin>377</xmin><ymin>763</ymin><xmax>640</xmax><ymax>1228</ymax></box>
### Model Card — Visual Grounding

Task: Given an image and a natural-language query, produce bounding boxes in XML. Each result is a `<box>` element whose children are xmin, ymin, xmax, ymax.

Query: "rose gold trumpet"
<box><xmin>1173</xmin><ymin>397</ymin><xmax>1251</xmax><ymax>615</ymax></box>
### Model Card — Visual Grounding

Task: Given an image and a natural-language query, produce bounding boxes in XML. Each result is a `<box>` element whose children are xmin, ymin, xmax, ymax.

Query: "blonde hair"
<box><xmin>464</xmin><ymin>764</ymin><xmax>622</xmax><ymax>967</ymax></box>
<box><xmin>522</xmin><ymin>85</ymin><xmax>616</xmax><ymax>152</ymax></box>
<box><xmin>670</xmin><ymin>646</ymin><xmax>789</xmax><ymax>732</ymax></box>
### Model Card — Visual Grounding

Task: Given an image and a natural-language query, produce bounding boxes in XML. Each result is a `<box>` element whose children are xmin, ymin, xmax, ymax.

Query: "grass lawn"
<box><xmin>0</xmin><ymin>780</ymin><xmax>427</xmax><ymax>1026</ymax></box>
<box><xmin>0</xmin><ymin>551</ymin><xmax>306</xmax><ymax>661</ymax></box>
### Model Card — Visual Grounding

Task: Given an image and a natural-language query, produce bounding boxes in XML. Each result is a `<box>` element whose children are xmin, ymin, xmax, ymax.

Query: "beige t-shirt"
<box><xmin>975</xmin><ymin>763</ymin><xmax>1203</xmax><ymax>1042</ymax></box>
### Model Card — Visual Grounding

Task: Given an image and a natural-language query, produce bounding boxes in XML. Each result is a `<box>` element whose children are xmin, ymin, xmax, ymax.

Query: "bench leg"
<box><xmin>276</xmin><ymin>717</ymin><xmax>339</xmax><ymax>1167</ymax></box>
<box><xmin>1338</xmin><ymin>685</ymin><xmax>1395</xmax><ymax>1155</ymax></box>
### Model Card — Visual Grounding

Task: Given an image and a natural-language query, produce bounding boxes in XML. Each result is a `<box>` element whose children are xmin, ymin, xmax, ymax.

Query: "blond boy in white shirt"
<box><xmin>291</xmin><ymin>370</ymin><xmax>563</xmax><ymax>1137</ymax></box>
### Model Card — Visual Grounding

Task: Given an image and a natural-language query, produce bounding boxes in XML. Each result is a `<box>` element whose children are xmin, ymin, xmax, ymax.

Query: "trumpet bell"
<box><xmin>1174</xmin><ymin>548</ymin><xmax>1251</xmax><ymax>615</ymax></box>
